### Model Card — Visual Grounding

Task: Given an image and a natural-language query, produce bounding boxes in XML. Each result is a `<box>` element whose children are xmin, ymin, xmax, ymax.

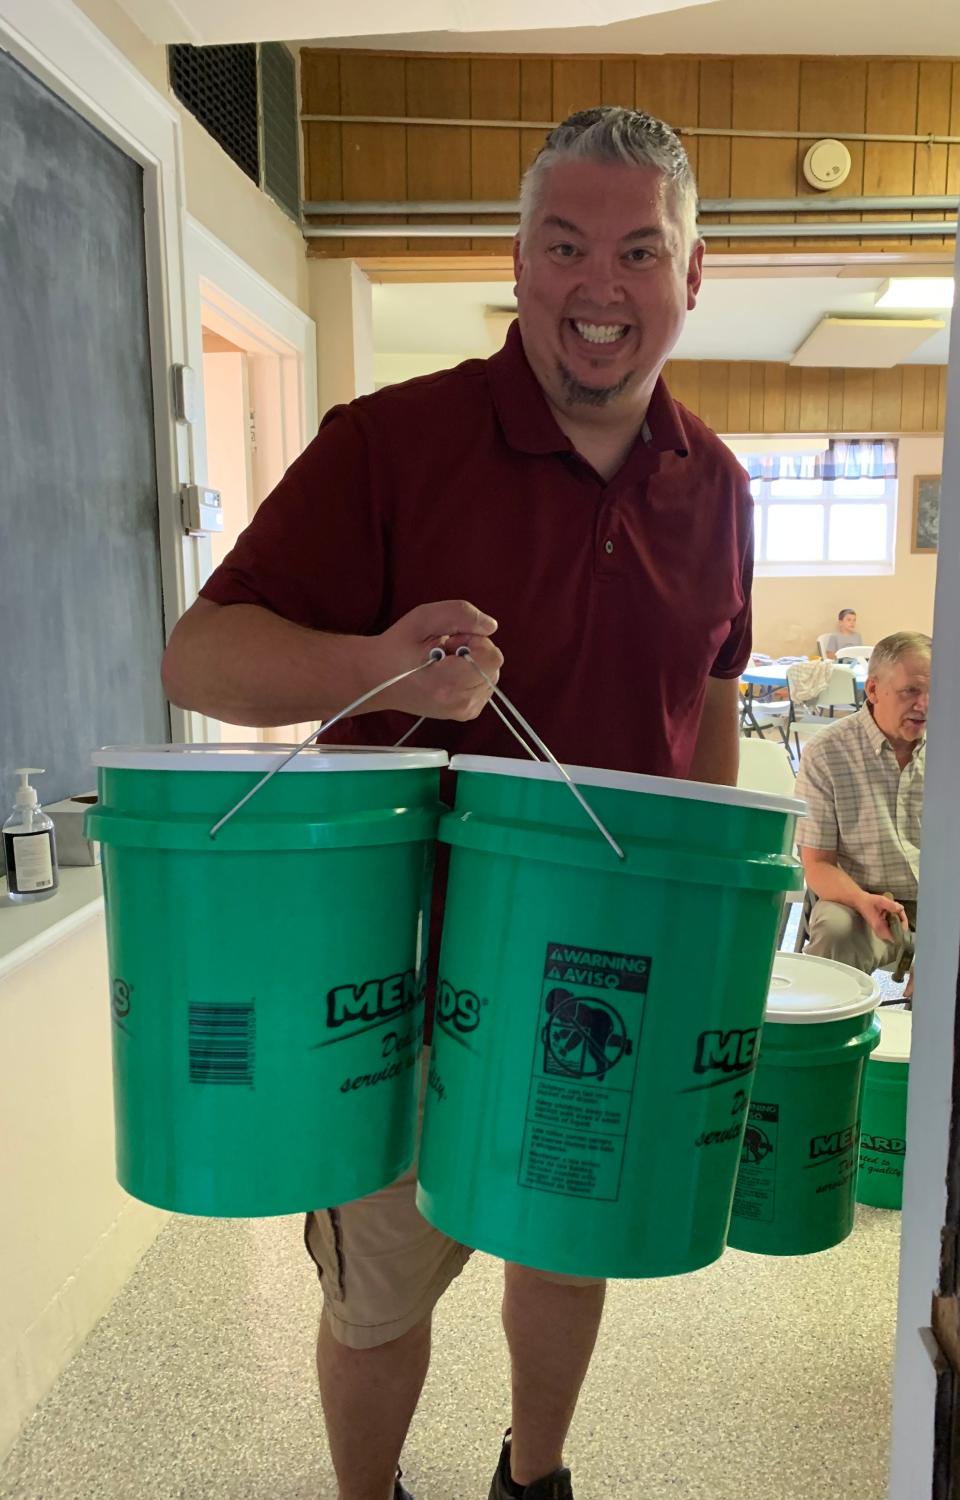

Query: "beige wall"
<box><xmin>0</xmin><ymin>914</ymin><xmax>166</xmax><ymax>1458</ymax></box>
<box><xmin>73</xmin><ymin>0</ymin><xmax>310</xmax><ymax>314</ymax></box>
<box><xmin>752</xmin><ymin>436</ymin><xmax>941</xmax><ymax>658</ymax></box>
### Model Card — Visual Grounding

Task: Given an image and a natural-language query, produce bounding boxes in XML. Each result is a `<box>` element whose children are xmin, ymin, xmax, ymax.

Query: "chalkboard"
<box><xmin>0</xmin><ymin>51</ymin><xmax>170</xmax><ymax>816</ymax></box>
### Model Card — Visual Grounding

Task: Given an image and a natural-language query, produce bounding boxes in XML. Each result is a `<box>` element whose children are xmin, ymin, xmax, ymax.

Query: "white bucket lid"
<box><xmin>91</xmin><ymin>744</ymin><xmax>448</xmax><ymax>773</ymax></box>
<box><xmin>765</xmin><ymin>952</ymin><xmax>879</xmax><ymax>1024</ymax></box>
<box><xmin>450</xmin><ymin>754</ymin><xmax>805</xmax><ymax>817</ymax></box>
<box><xmin>870</xmin><ymin>1008</ymin><xmax>912</xmax><ymax>1064</ymax></box>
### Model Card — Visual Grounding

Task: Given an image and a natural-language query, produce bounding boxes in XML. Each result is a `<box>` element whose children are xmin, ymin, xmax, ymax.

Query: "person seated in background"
<box><xmin>823</xmin><ymin>607</ymin><xmax>862</xmax><ymax>659</ymax></box>
<box><xmin>795</xmin><ymin>631</ymin><xmax>930</xmax><ymax>986</ymax></box>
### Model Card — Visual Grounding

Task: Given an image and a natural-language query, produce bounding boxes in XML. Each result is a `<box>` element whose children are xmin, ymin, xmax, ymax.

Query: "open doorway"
<box><xmin>185</xmin><ymin>219</ymin><xmax>318</xmax><ymax>745</ymax></box>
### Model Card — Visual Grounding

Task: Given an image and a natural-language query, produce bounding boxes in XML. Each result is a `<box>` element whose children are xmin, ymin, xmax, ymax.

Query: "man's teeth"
<box><xmin>573</xmin><ymin>321</ymin><xmax>628</xmax><ymax>344</ymax></box>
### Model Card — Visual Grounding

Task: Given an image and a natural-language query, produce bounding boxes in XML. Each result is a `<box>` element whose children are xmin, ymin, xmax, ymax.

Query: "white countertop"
<box><xmin>0</xmin><ymin>866</ymin><xmax>104</xmax><ymax>982</ymax></box>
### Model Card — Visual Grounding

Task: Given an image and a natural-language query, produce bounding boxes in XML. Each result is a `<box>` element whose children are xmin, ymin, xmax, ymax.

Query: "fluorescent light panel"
<box><xmin>791</xmin><ymin>317</ymin><xmax>944</xmax><ymax>367</ymax></box>
<box><xmin>875</xmin><ymin>277</ymin><xmax>955</xmax><ymax>310</ymax></box>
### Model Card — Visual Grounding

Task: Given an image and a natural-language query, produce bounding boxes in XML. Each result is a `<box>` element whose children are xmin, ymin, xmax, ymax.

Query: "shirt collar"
<box><xmin>486</xmin><ymin>320</ymin><xmax>689</xmax><ymax>461</ymax></box>
<box><xmin>859</xmin><ymin>704</ymin><xmax>926</xmax><ymax>760</ymax></box>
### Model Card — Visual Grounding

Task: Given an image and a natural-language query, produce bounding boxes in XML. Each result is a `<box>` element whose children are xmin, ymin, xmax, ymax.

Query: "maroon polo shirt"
<box><xmin>201</xmin><ymin>320</ymin><xmax>753</xmax><ymax>774</ymax></box>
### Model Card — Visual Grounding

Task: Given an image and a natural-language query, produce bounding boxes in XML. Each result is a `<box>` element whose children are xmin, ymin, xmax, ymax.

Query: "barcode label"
<box><xmin>188</xmin><ymin>1002</ymin><xmax>255</xmax><ymax>1087</ymax></box>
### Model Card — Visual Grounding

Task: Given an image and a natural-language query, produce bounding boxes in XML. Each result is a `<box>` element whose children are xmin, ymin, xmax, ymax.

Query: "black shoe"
<box><xmin>395</xmin><ymin>1467</ymin><xmax>414</xmax><ymax>1500</ymax></box>
<box><xmin>488</xmin><ymin>1429</ymin><xmax>574</xmax><ymax>1500</ymax></box>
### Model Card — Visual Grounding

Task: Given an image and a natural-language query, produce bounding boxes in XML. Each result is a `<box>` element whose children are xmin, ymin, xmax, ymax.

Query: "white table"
<box><xmin>740</xmin><ymin>661</ymin><xmax>867</xmax><ymax>737</ymax></box>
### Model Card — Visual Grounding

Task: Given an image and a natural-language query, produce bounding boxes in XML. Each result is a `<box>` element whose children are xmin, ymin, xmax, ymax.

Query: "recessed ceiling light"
<box><xmin>875</xmin><ymin>278</ymin><xmax>955</xmax><ymax>310</ymax></box>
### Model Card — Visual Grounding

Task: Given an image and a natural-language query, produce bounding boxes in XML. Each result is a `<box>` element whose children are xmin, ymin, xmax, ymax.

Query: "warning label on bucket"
<box><xmin>732</xmin><ymin>1101</ymin><xmax>779</xmax><ymax>1223</ymax></box>
<box><xmin>518</xmin><ymin>944</ymin><xmax>649</xmax><ymax>1201</ymax></box>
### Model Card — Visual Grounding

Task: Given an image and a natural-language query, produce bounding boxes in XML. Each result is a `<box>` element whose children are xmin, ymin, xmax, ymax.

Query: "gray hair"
<box><xmin>518</xmin><ymin>106</ymin><xmax>700</xmax><ymax>251</ymax></box>
<box><xmin>868</xmin><ymin>631</ymin><xmax>932</xmax><ymax>677</ymax></box>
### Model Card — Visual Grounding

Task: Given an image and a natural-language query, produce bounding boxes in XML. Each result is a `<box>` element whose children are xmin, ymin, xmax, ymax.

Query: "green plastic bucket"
<box><xmin>857</xmin><ymin>1009</ymin><xmax>911</xmax><ymax>1210</ymax></box>
<box><xmin>85</xmin><ymin>743</ymin><xmax>446</xmax><ymax>1217</ymax></box>
<box><xmin>728</xmin><ymin>953</ymin><xmax>880</xmax><ymax>1256</ymax></box>
<box><xmin>416</xmin><ymin>754</ymin><xmax>803</xmax><ymax>1279</ymax></box>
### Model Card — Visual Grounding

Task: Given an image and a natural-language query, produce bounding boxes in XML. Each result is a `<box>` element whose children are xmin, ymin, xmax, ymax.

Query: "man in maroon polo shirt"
<box><xmin>162</xmin><ymin>107</ymin><xmax>752</xmax><ymax>1500</ymax></box>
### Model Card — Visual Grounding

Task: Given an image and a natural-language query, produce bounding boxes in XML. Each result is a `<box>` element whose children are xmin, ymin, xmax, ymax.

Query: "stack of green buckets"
<box><xmin>88</xmin><ymin>742</ymin><xmax>898</xmax><ymax>1271</ymax></box>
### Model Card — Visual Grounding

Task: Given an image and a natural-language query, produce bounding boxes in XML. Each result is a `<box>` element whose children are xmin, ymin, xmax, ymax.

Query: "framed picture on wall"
<box><xmin>912</xmin><ymin>474</ymin><xmax>941</xmax><ymax>554</ymax></box>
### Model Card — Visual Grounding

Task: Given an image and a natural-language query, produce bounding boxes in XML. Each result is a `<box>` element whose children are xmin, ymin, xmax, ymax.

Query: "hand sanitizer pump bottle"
<box><xmin>2</xmin><ymin>768</ymin><xmax>59</xmax><ymax>903</ymax></box>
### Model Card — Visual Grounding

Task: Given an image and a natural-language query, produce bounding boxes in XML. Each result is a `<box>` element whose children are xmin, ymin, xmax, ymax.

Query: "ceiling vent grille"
<box><xmin>169</xmin><ymin>43</ymin><xmax>300</xmax><ymax>222</ymax></box>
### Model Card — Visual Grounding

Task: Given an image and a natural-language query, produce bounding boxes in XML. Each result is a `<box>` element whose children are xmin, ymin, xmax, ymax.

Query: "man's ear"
<box><xmin>512</xmin><ymin>232</ymin><xmax>524</xmax><ymax>295</ymax></box>
<box><xmin>686</xmin><ymin>239</ymin><xmax>704</xmax><ymax>312</ymax></box>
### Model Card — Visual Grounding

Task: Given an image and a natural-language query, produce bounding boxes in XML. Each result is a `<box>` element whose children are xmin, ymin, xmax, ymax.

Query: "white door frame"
<box><xmin>184</xmin><ymin>214</ymin><xmax>317</xmax><ymax>533</ymax></box>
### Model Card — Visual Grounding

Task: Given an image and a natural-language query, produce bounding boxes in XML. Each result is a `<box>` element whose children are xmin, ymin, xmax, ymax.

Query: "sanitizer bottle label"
<box><xmin>6</xmin><ymin>831</ymin><xmax>55</xmax><ymax>891</ymax></box>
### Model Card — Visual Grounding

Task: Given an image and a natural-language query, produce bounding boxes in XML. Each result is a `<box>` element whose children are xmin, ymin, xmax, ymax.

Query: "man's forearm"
<box><xmin>801</xmin><ymin>855</ymin><xmax>866</xmax><ymax>911</ymax></box>
<box><xmin>162</xmin><ymin>602</ymin><xmax>379</xmax><ymax>726</ymax></box>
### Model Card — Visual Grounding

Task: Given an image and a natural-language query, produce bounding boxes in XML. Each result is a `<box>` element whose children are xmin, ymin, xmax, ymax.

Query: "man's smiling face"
<box><xmin>512</xmin><ymin>157</ymin><xmax>703</xmax><ymax>420</ymax></box>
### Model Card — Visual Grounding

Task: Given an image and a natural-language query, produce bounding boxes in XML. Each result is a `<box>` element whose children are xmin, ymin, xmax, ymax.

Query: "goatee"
<box><xmin>558</xmin><ymin>361</ymin><xmax>632</xmax><ymax>408</ymax></box>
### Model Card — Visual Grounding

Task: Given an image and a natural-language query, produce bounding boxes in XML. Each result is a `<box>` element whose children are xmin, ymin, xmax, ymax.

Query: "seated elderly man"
<box><xmin>795</xmin><ymin>631</ymin><xmax>930</xmax><ymax>978</ymax></box>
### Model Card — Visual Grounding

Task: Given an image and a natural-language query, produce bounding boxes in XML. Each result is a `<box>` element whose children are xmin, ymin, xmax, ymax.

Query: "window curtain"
<box><xmin>738</xmin><ymin>440</ymin><xmax>897</xmax><ymax>481</ymax></box>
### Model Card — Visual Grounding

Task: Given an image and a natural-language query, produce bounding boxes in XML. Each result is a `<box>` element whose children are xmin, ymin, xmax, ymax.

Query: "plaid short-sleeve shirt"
<box><xmin>794</xmin><ymin>706</ymin><xmax>924</xmax><ymax>901</ymax></box>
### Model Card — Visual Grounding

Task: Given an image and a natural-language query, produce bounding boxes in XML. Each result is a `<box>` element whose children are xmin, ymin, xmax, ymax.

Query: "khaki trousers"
<box><xmin>804</xmin><ymin>898</ymin><xmax>917</xmax><ymax>975</ymax></box>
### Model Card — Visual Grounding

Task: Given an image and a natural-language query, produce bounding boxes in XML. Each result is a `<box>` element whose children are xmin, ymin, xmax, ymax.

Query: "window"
<box><xmin>730</xmin><ymin>440</ymin><xmax>898</xmax><ymax>577</ymax></box>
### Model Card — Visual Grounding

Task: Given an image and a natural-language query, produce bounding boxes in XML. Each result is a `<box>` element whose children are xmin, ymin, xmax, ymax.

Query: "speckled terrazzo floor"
<box><xmin>0</xmin><ymin>1200</ymin><xmax>900</xmax><ymax>1500</ymax></box>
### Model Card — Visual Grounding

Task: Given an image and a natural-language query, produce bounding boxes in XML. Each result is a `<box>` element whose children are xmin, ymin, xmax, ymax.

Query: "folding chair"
<box><xmin>836</xmin><ymin>645</ymin><xmax>872</xmax><ymax>664</ymax></box>
<box><xmin>736</xmin><ymin>736</ymin><xmax>797</xmax><ymax>798</ymax></box>
<box><xmin>784</xmin><ymin>664</ymin><xmax>858</xmax><ymax>764</ymax></box>
<box><xmin>816</xmin><ymin>633</ymin><xmax>832</xmax><ymax>660</ymax></box>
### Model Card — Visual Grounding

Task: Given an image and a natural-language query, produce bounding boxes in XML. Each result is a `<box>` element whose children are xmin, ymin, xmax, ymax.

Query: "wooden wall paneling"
<box><xmin>698</xmin><ymin>60</ymin><xmax>732</xmax><ymax>252</ymax></box>
<box><xmin>730</xmin><ymin>59</ymin><xmax>800</xmax><ymax>250</ymax></box>
<box><xmin>783</xmin><ymin>365</ymin><xmax>802</xmax><ymax>430</ymax></box>
<box><xmin>520</xmin><ymin>59</ymin><xmax>553</xmax><ymax>178</ymax></box>
<box><xmin>601</xmin><ymin>59</ymin><xmax>634</xmax><ymax>108</ymax></box>
<box><xmin>914</xmin><ymin>62</ymin><xmax>953</xmax><ymax>249</ymax></box>
<box><xmin>900</xmin><ymin>366</ymin><xmax>926</xmax><ymax>431</ymax></box>
<box><xmin>470</xmin><ymin>59</ymin><xmax>520</xmax><ymax>254</ymax></box>
<box><xmin>406</xmin><ymin>59</ymin><xmax>471</xmax><ymax>252</ymax></box>
<box><xmin>633</xmin><ymin>57</ymin><xmax>699</xmax><ymax>129</ymax></box>
<box><xmin>300</xmin><ymin>51</ymin><xmax>340</xmax><ymax>115</ymax></box>
<box><xmin>871</xmin><ymin>366</ymin><xmax>903</xmax><ymax>431</ymax></box>
<box><xmin>841</xmin><ymin>368</ymin><xmax>874</xmax><ymax>431</ymax></box>
<box><xmin>302</xmin><ymin>52</ymin><xmax>344</xmax><ymax>253</ymax></box>
<box><xmin>663</xmin><ymin>359</ymin><xmax>701</xmax><ymax>415</ymax></box>
<box><xmin>797</xmin><ymin>59</ymin><xmax>867</xmax><ymax>252</ymax></box>
<box><xmin>748</xmin><ymin>362</ymin><xmax>767</xmax><ymax>432</ymax></box>
<box><xmin>762</xmin><ymin>362</ymin><xmax>787</xmax><ymax>431</ymax></box>
<box><xmin>726</xmin><ymin>364</ymin><xmax>751</xmax><ymax>431</ymax></box>
<box><xmin>470</xmin><ymin>57</ymin><xmax>520</xmax><ymax>119</ymax></box>
<box><xmin>552</xmin><ymin>59</ymin><xmax>602</xmax><ymax>121</ymax></box>
<box><xmin>340</xmin><ymin>55</ymin><xmax>408</xmax><ymax>254</ymax></box>
<box><xmin>698</xmin><ymin>359</ymin><xmax>730</xmax><ymax>431</ymax></box>
<box><xmin>308</xmin><ymin>48</ymin><xmax>959</xmax><ymax>260</ymax></box>
<box><xmin>662</xmin><ymin>361</ymin><xmax>946</xmax><ymax>433</ymax></box>
<box><xmin>340</xmin><ymin>52</ymin><xmax>405</xmax><ymax>114</ymax></box>
<box><xmin>937</xmin><ymin>368</ymin><xmax>947</xmax><ymax>432</ymax></box>
<box><xmin>923</xmin><ymin>365</ymin><xmax>943</xmax><ymax>430</ymax></box>
<box><xmin>827</xmin><ymin>368</ymin><xmax>846</xmax><ymax>431</ymax></box>
<box><xmin>634</xmin><ymin>58</ymin><xmax>700</xmax><ymax>176</ymax></box>
<box><xmin>863</xmin><ymin>61</ymin><xmax>920</xmax><ymax>253</ymax></box>
<box><xmin>305</xmin><ymin>125</ymin><xmax>345</xmax><ymax>253</ymax></box>
<box><xmin>799</xmin><ymin>366</ymin><xmax>830</xmax><ymax>431</ymax></box>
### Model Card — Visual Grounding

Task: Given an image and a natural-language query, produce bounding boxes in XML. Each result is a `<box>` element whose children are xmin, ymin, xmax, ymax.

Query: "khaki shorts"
<box><xmin>304</xmin><ymin>1055</ymin><xmax>602</xmax><ymax>1348</ymax></box>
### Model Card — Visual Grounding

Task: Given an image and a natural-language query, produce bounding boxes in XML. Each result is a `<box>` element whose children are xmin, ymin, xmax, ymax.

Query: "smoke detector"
<box><xmin>802</xmin><ymin>139</ymin><xmax>852</xmax><ymax>191</ymax></box>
